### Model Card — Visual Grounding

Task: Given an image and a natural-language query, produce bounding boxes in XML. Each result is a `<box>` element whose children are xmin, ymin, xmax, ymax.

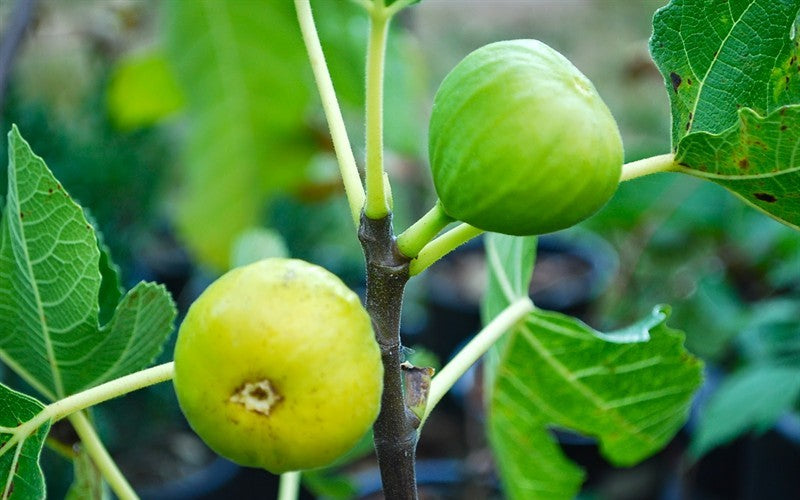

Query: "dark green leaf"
<box><xmin>692</xmin><ymin>365</ymin><xmax>800</xmax><ymax>457</ymax></box>
<box><xmin>0</xmin><ymin>384</ymin><xmax>49</xmax><ymax>500</ymax></box>
<box><xmin>84</xmin><ymin>211</ymin><xmax>123</xmax><ymax>326</ymax></box>
<box><xmin>651</xmin><ymin>0</ymin><xmax>800</xmax><ymax>143</ymax></box>
<box><xmin>675</xmin><ymin>106</ymin><xmax>800</xmax><ymax>229</ymax></box>
<box><xmin>650</xmin><ymin>0</ymin><xmax>800</xmax><ymax>229</ymax></box>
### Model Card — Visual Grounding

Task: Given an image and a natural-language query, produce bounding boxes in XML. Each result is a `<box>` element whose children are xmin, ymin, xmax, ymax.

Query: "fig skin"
<box><xmin>429</xmin><ymin>39</ymin><xmax>623</xmax><ymax>235</ymax></box>
<box><xmin>173</xmin><ymin>258</ymin><xmax>382</xmax><ymax>474</ymax></box>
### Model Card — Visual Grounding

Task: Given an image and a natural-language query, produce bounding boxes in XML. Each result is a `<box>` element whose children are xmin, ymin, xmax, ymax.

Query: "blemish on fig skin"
<box><xmin>754</xmin><ymin>192</ymin><xmax>777</xmax><ymax>203</ymax></box>
<box><xmin>670</xmin><ymin>72</ymin><xmax>682</xmax><ymax>92</ymax></box>
<box><xmin>230</xmin><ymin>379</ymin><xmax>283</xmax><ymax>416</ymax></box>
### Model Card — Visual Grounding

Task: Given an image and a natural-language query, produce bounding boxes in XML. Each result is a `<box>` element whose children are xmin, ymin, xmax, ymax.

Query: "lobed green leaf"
<box><xmin>650</xmin><ymin>0</ymin><xmax>800</xmax><ymax>229</ymax></box>
<box><xmin>0</xmin><ymin>127</ymin><xmax>176</xmax><ymax>399</ymax></box>
<box><xmin>483</xmin><ymin>234</ymin><xmax>703</xmax><ymax>500</ymax></box>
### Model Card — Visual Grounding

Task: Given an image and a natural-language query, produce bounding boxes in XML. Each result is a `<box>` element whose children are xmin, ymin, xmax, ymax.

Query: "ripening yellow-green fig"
<box><xmin>173</xmin><ymin>258</ymin><xmax>383</xmax><ymax>473</ymax></box>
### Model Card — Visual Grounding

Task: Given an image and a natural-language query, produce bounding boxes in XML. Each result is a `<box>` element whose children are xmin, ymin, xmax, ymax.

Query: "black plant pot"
<box><xmin>417</xmin><ymin>232</ymin><xmax>618</xmax><ymax>362</ymax></box>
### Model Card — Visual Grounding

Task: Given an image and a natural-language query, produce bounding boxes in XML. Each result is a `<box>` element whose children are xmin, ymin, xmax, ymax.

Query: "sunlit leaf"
<box><xmin>483</xmin><ymin>234</ymin><xmax>703</xmax><ymax>500</ymax></box>
<box><xmin>650</xmin><ymin>0</ymin><xmax>800</xmax><ymax>229</ymax></box>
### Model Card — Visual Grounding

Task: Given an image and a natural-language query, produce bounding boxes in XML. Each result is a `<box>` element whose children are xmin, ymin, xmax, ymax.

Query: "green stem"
<box><xmin>0</xmin><ymin>363</ymin><xmax>175</xmax><ymax>459</ymax></box>
<box><xmin>364</xmin><ymin>5</ymin><xmax>391</xmax><ymax>219</ymax></box>
<box><xmin>419</xmin><ymin>297</ymin><xmax>534</xmax><ymax>428</ymax></box>
<box><xmin>294</xmin><ymin>0</ymin><xmax>365</xmax><ymax>226</ymax></box>
<box><xmin>396</xmin><ymin>202</ymin><xmax>453</xmax><ymax>259</ymax></box>
<box><xmin>409</xmin><ymin>223</ymin><xmax>483</xmax><ymax>276</ymax></box>
<box><xmin>278</xmin><ymin>471</ymin><xmax>302</xmax><ymax>500</ymax></box>
<box><xmin>49</xmin><ymin>363</ymin><xmax>175</xmax><ymax>422</ymax></box>
<box><xmin>620</xmin><ymin>153</ymin><xmax>676</xmax><ymax>182</ymax></box>
<box><xmin>69</xmin><ymin>411</ymin><xmax>138</xmax><ymax>500</ymax></box>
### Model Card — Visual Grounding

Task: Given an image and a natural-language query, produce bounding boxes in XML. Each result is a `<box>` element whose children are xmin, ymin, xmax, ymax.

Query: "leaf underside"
<box><xmin>0</xmin><ymin>127</ymin><xmax>176</xmax><ymax>400</ymax></box>
<box><xmin>483</xmin><ymin>234</ymin><xmax>703</xmax><ymax>500</ymax></box>
<box><xmin>0</xmin><ymin>384</ymin><xmax>49</xmax><ymax>500</ymax></box>
<box><xmin>650</xmin><ymin>0</ymin><xmax>800</xmax><ymax>229</ymax></box>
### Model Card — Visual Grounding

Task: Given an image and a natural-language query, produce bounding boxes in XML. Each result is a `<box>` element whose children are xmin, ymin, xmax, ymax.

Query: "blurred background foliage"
<box><xmin>0</xmin><ymin>0</ymin><xmax>798</xmax><ymax>498</ymax></box>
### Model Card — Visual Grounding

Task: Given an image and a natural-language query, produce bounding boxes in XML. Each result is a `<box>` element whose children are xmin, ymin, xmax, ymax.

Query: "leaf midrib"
<box><xmin>686</xmin><ymin>0</ymin><xmax>758</xmax><ymax>136</ymax></box>
<box><xmin>10</xmin><ymin>150</ymin><xmax>64</xmax><ymax>399</ymax></box>
<box><xmin>521</xmin><ymin>315</ymin><xmax>660</xmax><ymax>447</ymax></box>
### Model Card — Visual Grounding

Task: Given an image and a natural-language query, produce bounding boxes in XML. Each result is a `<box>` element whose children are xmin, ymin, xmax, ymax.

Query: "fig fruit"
<box><xmin>428</xmin><ymin>39</ymin><xmax>623</xmax><ymax>235</ymax></box>
<box><xmin>173</xmin><ymin>258</ymin><xmax>382</xmax><ymax>473</ymax></box>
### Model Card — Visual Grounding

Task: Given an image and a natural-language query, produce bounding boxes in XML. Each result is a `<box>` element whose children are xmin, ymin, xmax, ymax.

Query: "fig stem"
<box><xmin>364</xmin><ymin>4</ymin><xmax>391</xmax><ymax>219</ymax></box>
<box><xmin>395</xmin><ymin>202</ymin><xmax>454</xmax><ymax>258</ymax></box>
<box><xmin>409</xmin><ymin>223</ymin><xmax>484</xmax><ymax>276</ymax></box>
<box><xmin>419</xmin><ymin>297</ymin><xmax>534</xmax><ymax>429</ymax></box>
<box><xmin>294</xmin><ymin>0</ymin><xmax>365</xmax><ymax>227</ymax></box>
<box><xmin>278</xmin><ymin>471</ymin><xmax>302</xmax><ymax>500</ymax></box>
<box><xmin>0</xmin><ymin>363</ymin><xmax>175</xmax><ymax>464</ymax></box>
<box><xmin>358</xmin><ymin>212</ymin><xmax>418</xmax><ymax>500</ymax></box>
<box><xmin>620</xmin><ymin>153</ymin><xmax>677</xmax><ymax>182</ymax></box>
<box><xmin>69</xmin><ymin>411</ymin><xmax>138</xmax><ymax>500</ymax></box>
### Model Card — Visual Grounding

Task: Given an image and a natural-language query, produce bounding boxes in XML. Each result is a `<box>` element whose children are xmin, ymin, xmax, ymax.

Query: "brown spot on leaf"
<box><xmin>738</xmin><ymin>158</ymin><xmax>749</xmax><ymax>169</ymax></box>
<box><xmin>754</xmin><ymin>192</ymin><xmax>777</xmax><ymax>203</ymax></box>
<box><xmin>781</xmin><ymin>124</ymin><xmax>788</xmax><ymax>131</ymax></box>
<box><xmin>687</xmin><ymin>78</ymin><xmax>693</xmax><ymax>85</ymax></box>
<box><xmin>670</xmin><ymin>72</ymin><xmax>682</xmax><ymax>92</ymax></box>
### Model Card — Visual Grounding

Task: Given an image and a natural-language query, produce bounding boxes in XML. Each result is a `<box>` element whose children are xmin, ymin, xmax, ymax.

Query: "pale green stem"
<box><xmin>396</xmin><ymin>202</ymin><xmax>454</xmax><ymax>258</ymax></box>
<box><xmin>620</xmin><ymin>153</ymin><xmax>677</xmax><ymax>182</ymax></box>
<box><xmin>51</xmin><ymin>363</ymin><xmax>175</xmax><ymax>422</ymax></box>
<box><xmin>277</xmin><ymin>471</ymin><xmax>302</xmax><ymax>500</ymax></box>
<box><xmin>294</xmin><ymin>0</ymin><xmax>365</xmax><ymax>226</ymax></box>
<box><xmin>364</xmin><ymin>6</ymin><xmax>390</xmax><ymax>219</ymax></box>
<box><xmin>0</xmin><ymin>363</ymin><xmax>174</xmax><ymax>463</ymax></box>
<box><xmin>69</xmin><ymin>411</ymin><xmax>138</xmax><ymax>500</ymax></box>
<box><xmin>409</xmin><ymin>223</ymin><xmax>484</xmax><ymax>276</ymax></box>
<box><xmin>419</xmin><ymin>297</ymin><xmax>535</xmax><ymax>429</ymax></box>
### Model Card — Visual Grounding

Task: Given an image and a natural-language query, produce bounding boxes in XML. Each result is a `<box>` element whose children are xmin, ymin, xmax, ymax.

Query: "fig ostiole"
<box><xmin>428</xmin><ymin>39</ymin><xmax>623</xmax><ymax>236</ymax></box>
<box><xmin>173</xmin><ymin>258</ymin><xmax>383</xmax><ymax>474</ymax></box>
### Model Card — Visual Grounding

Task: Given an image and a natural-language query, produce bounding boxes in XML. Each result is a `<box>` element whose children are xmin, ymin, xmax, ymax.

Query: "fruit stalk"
<box><xmin>358</xmin><ymin>213</ymin><xmax>418</xmax><ymax>499</ymax></box>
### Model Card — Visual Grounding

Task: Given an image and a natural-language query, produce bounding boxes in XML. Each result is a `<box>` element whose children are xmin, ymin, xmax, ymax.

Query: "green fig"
<box><xmin>428</xmin><ymin>39</ymin><xmax>623</xmax><ymax>235</ymax></box>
